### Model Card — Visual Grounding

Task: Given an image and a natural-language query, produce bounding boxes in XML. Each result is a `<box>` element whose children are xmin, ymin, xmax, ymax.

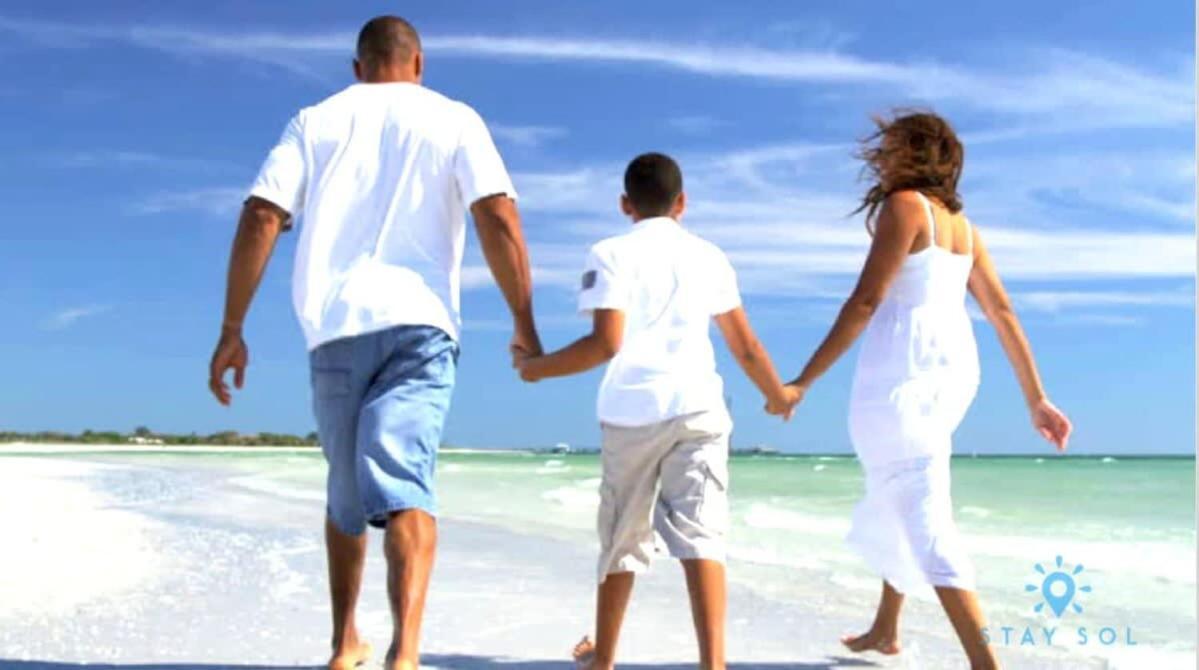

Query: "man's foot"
<box><xmin>329</xmin><ymin>639</ymin><xmax>372</xmax><ymax>670</ymax></box>
<box><xmin>841</xmin><ymin>629</ymin><xmax>901</xmax><ymax>655</ymax></box>
<box><xmin>572</xmin><ymin>636</ymin><xmax>611</xmax><ymax>670</ymax></box>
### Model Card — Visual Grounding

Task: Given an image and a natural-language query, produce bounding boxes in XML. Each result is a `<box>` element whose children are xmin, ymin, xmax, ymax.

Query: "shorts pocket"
<box><xmin>597</xmin><ymin>479</ymin><xmax>618</xmax><ymax>548</ymax></box>
<box><xmin>311</xmin><ymin>368</ymin><xmax>351</xmax><ymax>397</ymax></box>
<box><xmin>696</xmin><ymin>460</ymin><xmax>730</xmax><ymax>533</ymax></box>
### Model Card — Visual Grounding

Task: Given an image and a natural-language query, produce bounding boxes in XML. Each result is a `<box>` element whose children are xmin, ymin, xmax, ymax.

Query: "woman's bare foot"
<box><xmin>573</xmin><ymin>636</ymin><xmax>612</xmax><ymax>670</ymax></box>
<box><xmin>329</xmin><ymin>639</ymin><xmax>372</xmax><ymax>670</ymax></box>
<box><xmin>383</xmin><ymin>645</ymin><xmax>419</xmax><ymax>670</ymax></box>
<box><xmin>841</xmin><ymin>629</ymin><xmax>901</xmax><ymax>655</ymax></box>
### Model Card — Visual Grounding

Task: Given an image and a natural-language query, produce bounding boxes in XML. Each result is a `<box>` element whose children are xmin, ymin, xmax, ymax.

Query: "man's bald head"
<box><xmin>354</xmin><ymin>15</ymin><xmax>422</xmax><ymax>82</ymax></box>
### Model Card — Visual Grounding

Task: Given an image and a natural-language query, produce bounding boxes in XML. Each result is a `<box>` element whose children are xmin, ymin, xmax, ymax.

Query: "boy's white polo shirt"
<box><xmin>578</xmin><ymin>217</ymin><xmax>741</xmax><ymax>427</ymax></box>
<box><xmin>248</xmin><ymin>82</ymin><xmax>516</xmax><ymax>350</ymax></box>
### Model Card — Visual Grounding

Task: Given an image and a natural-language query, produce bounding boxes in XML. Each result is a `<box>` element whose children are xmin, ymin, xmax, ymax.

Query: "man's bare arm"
<box><xmin>208</xmin><ymin>197</ymin><xmax>288</xmax><ymax>405</ymax></box>
<box><xmin>471</xmin><ymin>194</ymin><xmax>540</xmax><ymax>355</ymax></box>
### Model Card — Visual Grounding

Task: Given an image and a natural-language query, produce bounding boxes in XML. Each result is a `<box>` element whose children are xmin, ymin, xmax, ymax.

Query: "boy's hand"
<box><xmin>511</xmin><ymin>345</ymin><xmax>542</xmax><ymax>383</ymax></box>
<box><xmin>765</xmin><ymin>384</ymin><xmax>804</xmax><ymax>421</ymax></box>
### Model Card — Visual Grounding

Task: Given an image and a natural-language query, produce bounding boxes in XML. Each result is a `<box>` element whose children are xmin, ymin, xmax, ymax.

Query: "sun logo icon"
<box><xmin>1026</xmin><ymin>555</ymin><xmax>1092</xmax><ymax>618</ymax></box>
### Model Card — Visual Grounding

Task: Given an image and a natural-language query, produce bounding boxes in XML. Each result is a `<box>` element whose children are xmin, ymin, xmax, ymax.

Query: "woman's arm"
<box><xmin>787</xmin><ymin>192</ymin><xmax>924</xmax><ymax>391</ymax></box>
<box><xmin>967</xmin><ymin>229</ymin><xmax>1072</xmax><ymax>450</ymax></box>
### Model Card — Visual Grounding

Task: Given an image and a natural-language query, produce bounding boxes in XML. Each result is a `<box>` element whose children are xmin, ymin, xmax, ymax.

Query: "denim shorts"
<box><xmin>310</xmin><ymin>325</ymin><xmax>458</xmax><ymax>535</ymax></box>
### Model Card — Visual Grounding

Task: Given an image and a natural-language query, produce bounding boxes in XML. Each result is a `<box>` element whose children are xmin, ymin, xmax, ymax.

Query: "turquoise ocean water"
<box><xmin>214</xmin><ymin>450</ymin><xmax>1197</xmax><ymax>663</ymax></box>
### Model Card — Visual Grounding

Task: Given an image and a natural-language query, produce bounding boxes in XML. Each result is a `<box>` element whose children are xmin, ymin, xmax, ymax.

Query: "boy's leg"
<box><xmin>580</xmin><ymin>420</ymin><xmax>675</xmax><ymax>667</ymax></box>
<box><xmin>935</xmin><ymin>587</ymin><xmax>1000</xmax><ymax>670</ymax></box>
<box><xmin>681</xmin><ymin>559</ymin><xmax>726</xmax><ymax>669</ymax></box>
<box><xmin>655</xmin><ymin>412</ymin><xmax>731</xmax><ymax>670</ymax></box>
<box><xmin>842</xmin><ymin>580</ymin><xmax>903</xmax><ymax>654</ymax></box>
<box><xmin>576</xmin><ymin>571</ymin><xmax>636</xmax><ymax>670</ymax></box>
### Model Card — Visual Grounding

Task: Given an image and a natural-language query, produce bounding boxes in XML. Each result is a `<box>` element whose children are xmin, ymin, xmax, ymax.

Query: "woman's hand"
<box><xmin>1030</xmin><ymin>398</ymin><xmax>1072</xmax><ymax>452</ymax></box>
<box><xmin>765</xmin><ymin>384</ymin><xmax>805</xmax><ymax>421</ymax></box>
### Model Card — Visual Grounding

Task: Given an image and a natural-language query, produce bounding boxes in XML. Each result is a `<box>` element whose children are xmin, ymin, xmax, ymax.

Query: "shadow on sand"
<box><xmin>0</xmin><ymin>655</ymin><xmax>880</xmax><ymax>670</ymax></box>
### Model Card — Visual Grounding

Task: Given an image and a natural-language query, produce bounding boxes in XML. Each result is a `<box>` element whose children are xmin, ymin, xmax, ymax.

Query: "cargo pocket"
<box><xmin>597</xmin><ymin>479</ymin><xmax>618</xmax><ymax>549</ymax></box>
<box><xmin>695</xmin><ymin>458</ymin><xmax>730</xmax><ymax>535</ymax></box>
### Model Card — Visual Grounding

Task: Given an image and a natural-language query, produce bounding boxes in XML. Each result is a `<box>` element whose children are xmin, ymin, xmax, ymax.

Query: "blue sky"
<box><xmin>0</xmin><ymin>1</ymin><xmax>1193</xmax><ymax>454</ymax></box>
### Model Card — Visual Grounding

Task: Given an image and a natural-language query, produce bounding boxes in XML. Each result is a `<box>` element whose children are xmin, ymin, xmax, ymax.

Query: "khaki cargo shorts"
<box><xmin>596</xmin><ymin>410</ymin><xmax>731</xmax><ymax>582</ymax></box>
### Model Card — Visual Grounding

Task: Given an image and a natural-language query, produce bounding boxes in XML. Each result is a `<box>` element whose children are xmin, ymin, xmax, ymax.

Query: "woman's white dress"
<box><xmin>846</xmin><ymin>193</ymin><xmax>981</xmax><ymax>594</ymax></box>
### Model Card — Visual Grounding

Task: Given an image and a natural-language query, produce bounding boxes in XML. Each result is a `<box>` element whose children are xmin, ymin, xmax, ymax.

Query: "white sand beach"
<box><xmin>0</xmin><ymin>448</ymin><xmax>1176</xmax><ymax>669</ymax></box>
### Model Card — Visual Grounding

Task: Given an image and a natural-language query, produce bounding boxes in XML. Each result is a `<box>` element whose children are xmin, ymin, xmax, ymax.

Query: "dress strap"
<box><xmin>916</xmin><ymin>192</ymin><xmax>937</xmax><ymax>244</ymax></box>
<box><xmin>964</xmin><ymin>217</ymin><xmax>974</xmax><ymax>255</ymax></box>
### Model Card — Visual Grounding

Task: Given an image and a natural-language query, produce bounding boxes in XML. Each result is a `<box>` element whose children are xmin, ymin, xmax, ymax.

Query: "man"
<box><xmin>207</xmin><ymin>15</ymin><xmax>539</xmax><ymax>670</ymax></box>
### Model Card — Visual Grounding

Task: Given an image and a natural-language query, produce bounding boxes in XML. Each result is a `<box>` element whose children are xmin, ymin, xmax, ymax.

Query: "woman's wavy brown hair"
<box><xmin>854</xmin><ymin>110</ymin><xmax>964</xmax><ymax>230</ymax></box>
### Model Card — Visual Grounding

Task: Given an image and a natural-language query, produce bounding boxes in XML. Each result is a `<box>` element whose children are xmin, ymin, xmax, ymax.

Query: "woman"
<box><xmin>783</xmin><ymin>111</ymin><xmax>1072</xmax><ymax>669</ymax></box>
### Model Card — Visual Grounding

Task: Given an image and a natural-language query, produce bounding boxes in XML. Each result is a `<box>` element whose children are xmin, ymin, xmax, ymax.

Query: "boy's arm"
<box><xmin>518</xmin><ymin>309</ymin><xmax>624</xmax><ymax>382</ymax></box>
<box><xmin>714</xmin><ymin>307</ymin><xmax>795</xmax><ymax>419</ymax></box>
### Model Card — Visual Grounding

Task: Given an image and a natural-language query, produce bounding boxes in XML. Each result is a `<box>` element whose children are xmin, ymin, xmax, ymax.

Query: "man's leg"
<box><xmin>311</xmin><ymin>339</ymin><xmax>374</xmax><ymax>670</ymax></box>
<box><xmin>383</xmin><ymin>509</ymin><xmax>437</xmax><ymax>670</ymax></box>
<box><xmin>355</xmin><ymin>326</ymin><xmax>458</xmax><ymax>670</ymax></box>
<box><xmin>326</xmin><ymin>518</ymin><xmax>371</xmax><ymax>669</ymax></box>
<box><xmin>681</xmin><ymin>559</ymin><xmax>726</xmax><ymax>670</ymax></box>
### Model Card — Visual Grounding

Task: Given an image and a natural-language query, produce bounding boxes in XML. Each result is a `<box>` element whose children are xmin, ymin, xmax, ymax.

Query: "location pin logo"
<box><xmin>1027</xmin><ymin>555</ymin><xmax>1090</xmax><ymax>618</ymax></box>
<box><xmin>1041</xmin><ymin>570</ymin><xmax>1076</xmax><ymax>617</ymax></box>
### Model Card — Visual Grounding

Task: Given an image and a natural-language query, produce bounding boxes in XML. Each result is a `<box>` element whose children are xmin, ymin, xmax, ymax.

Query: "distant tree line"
<box><xmin>0</xmin><ymin>426</ymin><xmax>320</xmax><ymax>447</ymax></box>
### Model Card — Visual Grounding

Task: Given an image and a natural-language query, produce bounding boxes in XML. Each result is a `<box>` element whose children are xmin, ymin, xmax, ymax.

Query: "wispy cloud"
<box><xmin>490</xmin><ymin>124</ymin><xmax>567</xmax><ymax>148</ymax></box>
<box><xmin>42</xmin><ymin>304</ymin><xmax>111</xmax><ymax>331</ymax></box>
<box><xmin>0</xmin><ymin>17</ymin><xmax>1190</xmax><ymax>130</ymax></box>
<box><xmin>131</xmin><ymin>186</ymin><xmax>245</xmax><ymax>217</ymax></box>
<box><xmin>1012</xmin><ymin>289</ymin><xmax>1194</xmax><ymax>313</ymax></box>
<box><xmin>665</xmin><ymin>115</ymin><xmax>728</xmax><ymax>135</ymax></box>
<box><xmin>48</xmin><ymin>150</ymin><xmax>236</xmax><ymax>172</ymax></box>
<box><xmin>501</xmin><ymin>136</ymin><xmax>1195</xmax><ymax>317</ymax></box>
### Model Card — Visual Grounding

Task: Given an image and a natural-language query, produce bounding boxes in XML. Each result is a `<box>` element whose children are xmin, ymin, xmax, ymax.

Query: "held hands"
<box><xmin>208</xmin><ymin>328</ymin><xmax>248</xmax><ymax>406</ymax></box>
<box><xmin>764</xmin><ymin>383</ymin><xmax>805</xmax><ymax>421</ymax></box>
<box><xmin>510</xmin><ymin>318</ymin><xmax>544</xmax><ymax>383</ymax></box>
<box><xmin>511</xmin><ymin>346</ymin><xmax>543</xmax><ymax>382</ymax></box>
<box><xmin>510</xmin><ymin>341</ymin><xmax>543</xmax><ymax>383</ymax></box>
<box><xmin>1031</xmin><ymin>397</ymin><xmax>1072</xmax><ymax>452</ymax></box>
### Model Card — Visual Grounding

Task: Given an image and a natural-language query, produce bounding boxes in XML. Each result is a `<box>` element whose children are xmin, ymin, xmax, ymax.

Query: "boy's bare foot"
<box><xmin>329</xmin><ymin>639</ymin><xmax>372</xmax><ymax>670</ymax></box>
<box><xmin>573</xmin><ymin>636</ymin><xmax>612</xmax><ymax>670</ymax></box>
<box><xmin>841</xmin><ymin>629</ymin><xmax>901</xmax><ymax>655</ymax></box>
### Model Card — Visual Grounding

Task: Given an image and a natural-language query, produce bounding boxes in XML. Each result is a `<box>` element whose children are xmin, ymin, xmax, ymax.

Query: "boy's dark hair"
<box><xmin>624</xmin><ymin>152</ymin><xmax>683</xmax><ymax>216</ymax></box>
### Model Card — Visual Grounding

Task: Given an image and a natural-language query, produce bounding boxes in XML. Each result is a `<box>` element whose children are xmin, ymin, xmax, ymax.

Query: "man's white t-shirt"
<box><xmin>248</xmin><ymin>82</ymin><xmax>516</xmax><ymax>350</ymax></box>
<box><xmin>578</xmin><ymin>217</ymin><xmax>742</xmax><ymax>427</ymax></box>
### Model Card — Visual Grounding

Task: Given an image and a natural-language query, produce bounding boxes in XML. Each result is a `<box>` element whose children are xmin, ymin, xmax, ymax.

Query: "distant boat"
<box><xmin>551</xmin><ymin>442</ymin><xmax>572</xmax><ymax>454</ymax></box>
<box><xmin>748</xmin><ymin>445</ymin><xmax>779</xmax><ymax>456</ymax></box>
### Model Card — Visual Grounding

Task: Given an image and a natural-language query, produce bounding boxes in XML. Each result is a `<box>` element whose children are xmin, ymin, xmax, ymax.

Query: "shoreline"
<box><xmin>0</xmin><ymin>442</ymin><xmax>1191</xmax><ymax>459</ymax></box>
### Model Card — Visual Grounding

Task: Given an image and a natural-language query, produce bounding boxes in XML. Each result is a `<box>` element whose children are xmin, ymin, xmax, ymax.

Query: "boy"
<box><xmin>514</xmin><ymin>152</ymin><xmax>797</xmax><ymax>669</ymax></box>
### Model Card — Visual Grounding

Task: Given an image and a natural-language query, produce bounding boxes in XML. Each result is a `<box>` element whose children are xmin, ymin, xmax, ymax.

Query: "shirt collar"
<box><xmin>634</xmin><ymin>216</ymin><xmax>679</xmax><ymax>229</ymax></box>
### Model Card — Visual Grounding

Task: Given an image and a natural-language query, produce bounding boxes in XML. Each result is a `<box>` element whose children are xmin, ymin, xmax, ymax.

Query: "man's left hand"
<box><xmin>209</xmin><ymin>329</ymin><xmax>249</xmax><ymax>406</ymax></box>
